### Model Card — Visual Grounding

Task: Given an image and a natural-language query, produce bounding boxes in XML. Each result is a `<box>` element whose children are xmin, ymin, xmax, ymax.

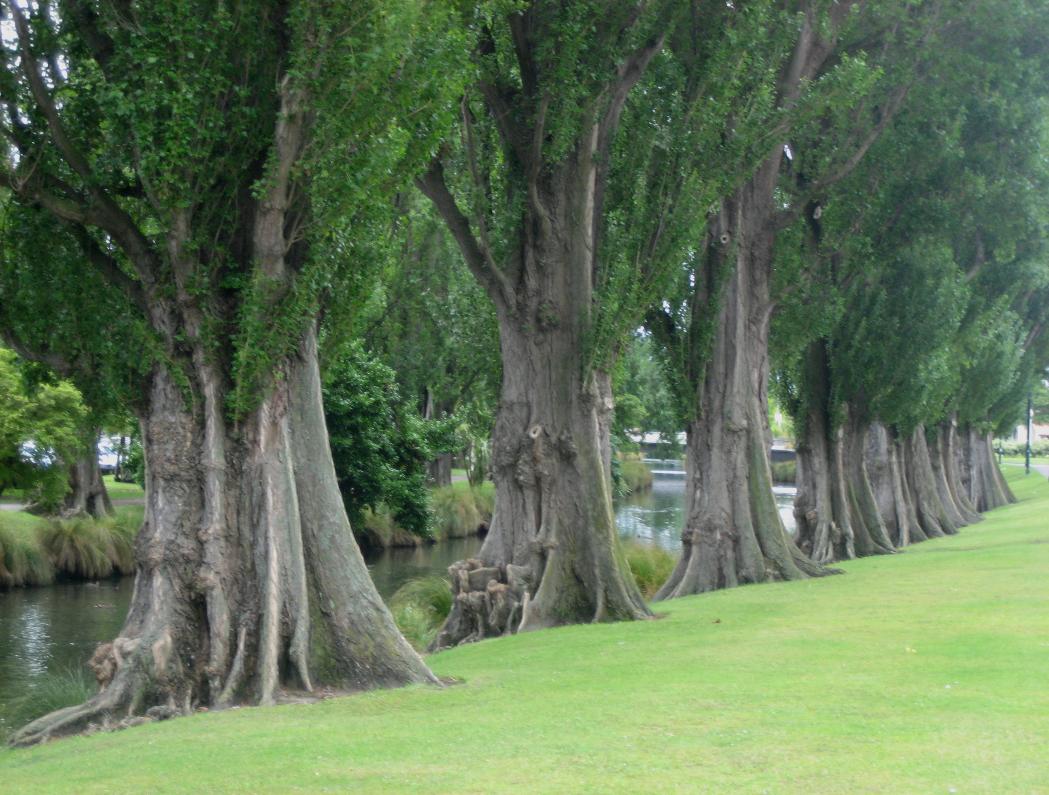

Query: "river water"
<box><xmin>0</xmin><ymin>464</ymin><xmax>795</xmax><ymax>734</ymax></box>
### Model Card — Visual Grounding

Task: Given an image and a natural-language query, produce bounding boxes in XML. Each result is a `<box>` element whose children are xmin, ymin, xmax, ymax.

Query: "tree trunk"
<box><xmin>958</xmin><ymin>425</ymin><xmax>1015</xmax><ymax>511</ymax></box>
<box><xmin>865</xmin><ymin>423</ymin><xmax>926</xmax><ymax>548</ymax></box>
<box><xmin>656</xmin><ymin>190</ymin><xmax>829</xmax><ymax>599</ymax></box>
<box><xmin>841</xmin><ymin>410</ymin><xmax>896</xmax><ymax>557</ymax></box>
<box><xmin>62</xmin><ymin>434</ymin><xmax>114</xmax><ymax>519</ymax></box>
<box><xmin>902</xmin><ymin>426</ymin><xmax>957</xmax><ymax>539</ymax></box>
<box><xmin>432</xmin><ymin>316</ymin><xmax>650</xmax><ymax>647</ymax></box>
<box><xmin>428</xmin><ymin>151</ymin><xmax>651</xmax><ymax>647</ymax></box>
<box><xmin>426</xmin><ymin>454</ymin><xmax>453</xmax><ymax>489</ymax></box>
<box><xmin>939</xmin><ymin>419</ymin><xmax>982</xmax><ymax>524</ymax></box>
<box><xmin>794</xmin><ymin>341</ymin><xmax>855</xmax><ymax>563</ymax></box>
<box><xmin>929</xmin><ymin>423</ymin><xmax>981</xmax><ymax>526</ymax></box>
<box><xmin>10</xmin><ymin>329</ymin><xmax>435</xmax><ymax>747</ymax></box>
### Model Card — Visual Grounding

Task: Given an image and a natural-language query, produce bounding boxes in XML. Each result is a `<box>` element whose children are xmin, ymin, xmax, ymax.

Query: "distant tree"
<box><xmin>0</xmin><ymin>348</ymin><xmax>86</xmax><ymax>507</ymax></box>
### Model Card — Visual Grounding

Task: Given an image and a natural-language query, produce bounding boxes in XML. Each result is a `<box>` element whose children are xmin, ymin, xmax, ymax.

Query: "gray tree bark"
<box><xmin>10</xmin><ymin>330</ymin><xmax>435</xmax><ymax>747</ymax></box>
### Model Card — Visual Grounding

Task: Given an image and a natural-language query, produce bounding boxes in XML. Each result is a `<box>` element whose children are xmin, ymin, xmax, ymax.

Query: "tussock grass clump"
<box><xmin>623</xmin><ymin>541</ymin><xmax>676</xmax><ymax>599</ymax></box>
<box><xmin>39</xmin><ymin>515</ymin><xmax>135</xmax><ymax>580</ymax></box>
<box><xmin>771</xmin><ymin>460</ymin><xmax>796</xmax><ymax>484</ymax></box>
<box><xmin>390</xmin><ymin>576</ymin><xmax>453</xmax><ymax>650</ymax></box>
<box><xmin>359</xmin><ymin>505</ymin><xmax>422</xmax><ymax>548</ymax></box>
<box><xmin>3</xmin><ymin>666</ymin><xmax>95</xmax><ymax>740</ymax></box>
<box><xmin>430</xmin><ymin>486</ymin><xmax>483</xmax><ymax>540</ymax></box>
<box><xmin>619</xmin><ymin>460</ymin><xmax>654</xmax><ymax>495</ymax></box>
<box><xmin>0</xmin><ymin>514</ymin><xmax>55</xmax><ymax>587</ymax></box>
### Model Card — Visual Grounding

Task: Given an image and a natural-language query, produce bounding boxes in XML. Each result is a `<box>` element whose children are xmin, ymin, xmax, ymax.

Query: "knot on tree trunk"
<box><xmin>430</xmin><ymin>558</ymin><xmax>533</xmax><ymax>651</ymax></box>
<box><xmin>89</xmin><ymin>637</ymin><xmax>140</xmax><ymax>690</ymax></box>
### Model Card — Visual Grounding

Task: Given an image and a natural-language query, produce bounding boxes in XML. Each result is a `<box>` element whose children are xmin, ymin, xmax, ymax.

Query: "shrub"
<box><xmin>770</xmin><ymin>460</ymin><xmax>796</xmax><ymax>484</ymax></box>
<box><xmin>390</xmin><ymin>576</ymin><xmax>453</xmax><ymax>651</ymax></box>
<box><xmin>430</xmin><ymin>486</ymin><xmax>482</xmax><ymax>540</ymax></box>
<box><xmin>623</xmin><ymin>541</ymin><xmax>676</xmax><ymax>599</ymax></box>
<box><xmin>0</xmin><ymin>514</ymin><xmax>54</xmax><ymax>587</ymax></box>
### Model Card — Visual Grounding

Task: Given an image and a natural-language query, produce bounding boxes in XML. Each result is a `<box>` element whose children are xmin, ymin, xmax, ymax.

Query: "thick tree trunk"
<box><xmin>62</xmin><ymin>434</ymin><xmax>114</xmax><ymax>518</ymax></box>
<box><xmin>432</xmin><ymin>314</ymin><xmax>650</xmax><ymax>648</ymax></box>
<box><xmin>958</xmin><ymin>425</ymin><xmax>1015</xmax><ymax>511</ymax></box>
<box><xmin>10</xmin><ymin>330</ymin><xmax>434</xmax><ymax>747</ymax></box>
<box><xmin>429</xmin><ymin>147</ymin><xmax>650</xmax><ymax>648</ymax></box>
<box><xmin>794</xmin><ymin>342</ymin><xmax>855</xmax><ymax>563</ymax></box>
<box><xmin>840</xmin><ymin>411</ymin><xmax>896</xmax><ymax>557</ymax></box>
<box><xmin>939</xmin><ymin>419</ymin><xmax>982</xmax><ymax>524</ymax></box>
<box><xmin>865</xmin><ymin>424</ymin><xmax>926</xmax><ymax>548</ymax></box>
<box><xmin>902</xmin><ymin>426</ymin><xmax>958</xmax><ymax>539</ymax></box>
<box><xmin>656</xmin><ymin>191</ymin><xmax>828</xmax><ymax>599</ymax></box>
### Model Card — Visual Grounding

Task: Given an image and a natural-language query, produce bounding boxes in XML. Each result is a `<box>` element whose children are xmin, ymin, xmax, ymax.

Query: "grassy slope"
<box><xmin>2</xmin><ymin>471</ymin><xmax>1048</xmax><ymax>794</ymax></box>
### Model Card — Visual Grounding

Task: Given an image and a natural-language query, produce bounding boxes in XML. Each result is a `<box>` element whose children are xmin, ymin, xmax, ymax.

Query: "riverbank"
<box><xmin>2</xmin><ymin>468</ymin><xmax>1045</xmax><ymax>791</ymax></box>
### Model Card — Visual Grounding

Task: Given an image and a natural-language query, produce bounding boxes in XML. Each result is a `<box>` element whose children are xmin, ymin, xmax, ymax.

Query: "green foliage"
<box><xmin>325</xmin><ymin>343</ymin><xmax>457</xmax><ymax>539</ymax></box>
<box><xmin>389</xmin><ymin>576</ymin><xmax>454</xmax><ymax>651</ymax></box>
<box><xmin>0</xmin><ymin>348</ymin><xmax>89</xmax><ymax>508</ymax></box>
<box><xmin>613</xmin><ymin>334</ymin><xmax>680</xmax><ymax>448</ymax></box>
<box><xmin>770</xmin><ymin>460</ymin><xmax>796</xmax><ymax>485</ymax></box>
<box><xmin>622</xmin><ymin>541</ymin><xmax>676</xmax><ymax>600</ymax></box>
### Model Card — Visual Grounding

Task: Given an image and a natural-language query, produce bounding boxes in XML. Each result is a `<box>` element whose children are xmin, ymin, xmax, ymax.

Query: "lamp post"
<box><xmin>1026</xmin><ymin>391</ymin><xmax>1033</xmax><ymax>475</ymax></box>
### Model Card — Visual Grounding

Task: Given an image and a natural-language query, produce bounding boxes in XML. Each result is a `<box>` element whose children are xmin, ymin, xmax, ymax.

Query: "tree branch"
<box><xmin>9</xmin><ymin>2</ymin><xmax>161</xmax><ymax>287</ymax></box>
<box><xmin>415</xmin><ymin>158</ymin><xmax>513</xmax><ymax>310</ymax></box>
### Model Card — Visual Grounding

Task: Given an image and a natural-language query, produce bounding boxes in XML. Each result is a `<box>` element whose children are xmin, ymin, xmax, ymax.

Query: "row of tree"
<box><xmin>0</xmin><ymin>0</ymin><xmax>1045</xmax><ymax>746</ymax></box>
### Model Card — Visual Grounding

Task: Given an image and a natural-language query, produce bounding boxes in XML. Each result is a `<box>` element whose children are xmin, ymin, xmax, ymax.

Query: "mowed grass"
<box><xmin>0</xmin><ymin>475</ymin><xmax>142</xmax><ymax>504</ymax></box>
<box><xmin>2</xmin><ymin>471</ymin><xmax>1048</xmax><ymax>794</ymax></box>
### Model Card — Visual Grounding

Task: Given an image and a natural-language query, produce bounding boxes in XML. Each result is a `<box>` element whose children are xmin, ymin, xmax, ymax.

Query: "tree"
<box><xmin>324</xmin><ymin>342</ymin><xmax>453</xmax><ymax>541</ymax></box>
<box><xmin>649</xmin><ymin>1</ymin><xmax>915</xmax><ymax>597</ymax></box>
<box><xmin>0</xmin><ymin>0</ymin><xmax>462</xmax><ymax>744</ymax></box>
<box><xmin>358</xmin><ymin>198</ymin><xmax>499</xmax><ymax>489</ymax></box>
<box><xmin>776</xmin><ymin>0</ymin><xmax>1049</xmax><ymax>561</ymax></box>
<box><xmin>0</xmin><ymin>347</ymin><xmax>87</xmax><ymax>508</ymax></box>
<box><xmin>419</xmin><ymin>0</ymin><xmax>794</xmax><ymax>646</ymax></box>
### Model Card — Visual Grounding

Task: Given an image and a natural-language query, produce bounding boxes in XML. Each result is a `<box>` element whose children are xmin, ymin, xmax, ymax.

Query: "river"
<box><xmin>0</xmin><ymin>463</ymin><xmax>795</xmax><ymax>734</ymax></box>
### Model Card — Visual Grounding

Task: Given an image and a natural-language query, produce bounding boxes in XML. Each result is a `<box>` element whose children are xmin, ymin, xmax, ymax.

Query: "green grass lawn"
<box><xmin>100</xmin><ymin>476</ymin><xmax>144</xmax><ymax>501</ymax></box>
<box><xmin>2</xmin><ymin>470</ymin><xmax>1048</xmax><ymax>793</ymax></box>
<box><xmin>0</xmin><ymin>476</ymin><xmax>142</xmax><ymax>505</ymax></box>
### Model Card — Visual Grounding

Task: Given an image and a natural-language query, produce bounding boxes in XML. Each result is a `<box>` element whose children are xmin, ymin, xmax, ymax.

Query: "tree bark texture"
<box><xmin>62</xmin><ymin>434</ymin><xmax>114</xmax><ymax>519</ymax></box>
<box><xmin>656</xmin><ymin>187</ymin><xmax>828</xmax><ymax>599</ymax></box>
<box><xmin>10</xmin><ymin>330</ymin><xmax>435</xmax><ymax>747</ymax></box>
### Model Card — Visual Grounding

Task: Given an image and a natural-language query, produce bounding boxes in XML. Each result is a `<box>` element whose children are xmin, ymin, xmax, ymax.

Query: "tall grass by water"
<box><xmin>390</xmin><ymin>576</ymin><xmax>454</xmax><ymax>650</ymax></box>
<box><xmin>0</xmin><ymin>667</ymin><xmax>95</xmax><ymax>744</ymax></box>
<box><xmin>0</xmin><ymin>506</ymin><xmax>141</xmax><ymax>588</ymax></box>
